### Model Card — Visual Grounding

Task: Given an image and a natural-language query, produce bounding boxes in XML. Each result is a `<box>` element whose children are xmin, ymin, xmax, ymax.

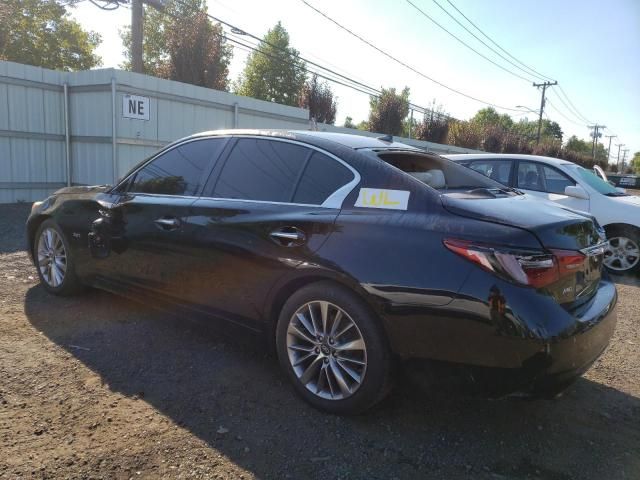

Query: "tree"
<box><xmin>447</xmin><ymin>120</ymin><xmax>482</xmax><ymax>149</ymax></box>
<box><xmin>368</xmin><ymin>87</ymin><xmax>410</xmax><ymax>136</ymax></box>
<box><xmin>120</xmin><ymin>0</ymin><xmax>231</xmax><ymax>90</ymax></box>
<box><xmin>235</xmin><ymin>22</ymin><xmax>306</xmax><ymax>106</ymax></box>
<box><xmin>630</xmin><ymin>152</ymin><xmax>640</xmax><ymax>174</ymax></box>
<box><xmin>414</xmin><ymin>107</ymin><xmax>450</xmax><ymax>144</ymax></box>
<box><xmin>471</xmin><ymin>107</ymin><xmax>514</xmax><ymax>132</ymax></box>
<box><xmin>343</xmin><ymin>116</ymin><xmax>355</xmax><ymax>129</ymax></box>
<box><xmin>298</xmin><ymin>74</ymin><xmax>337</xmax><ymax>124</ymax></box>
<box><xmin>0</xmin><ymin>0</ymin><xmax>101</xmax><ymax>71</ymax></box>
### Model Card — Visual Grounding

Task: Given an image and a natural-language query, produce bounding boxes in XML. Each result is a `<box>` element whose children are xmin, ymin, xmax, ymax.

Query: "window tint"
<box><xmin>130</xmin><ymin>138</ymin><xmax>224</xmax><ymax>195</ymax></box>
<box><xmin>212</xmin><ymin>139</ymin><xmax>309</xmax><ymax>202</ymax></box>
<box><xmin>293</xmin><ymin>152</ymin><xmax>354</xmax><ymax>205</ymax></box>
<box><xmin>468</xmin><ymin>160</ymin><xmax>512</xmax><ymax>185</ymax></box>
<box><xmin>542</xmin><ymin>165</ymin><xmax>575</xmax><ymax>194</ymax></box>
<box><xmin>517</xmin><ymin>161</ymin><xmax>544</xmax><ymax>191</ymax></box>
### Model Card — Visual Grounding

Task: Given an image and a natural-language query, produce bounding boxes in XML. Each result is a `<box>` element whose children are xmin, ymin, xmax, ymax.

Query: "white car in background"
<box><xmin>446</xmin><ymin>153</ymin><xmax>640</xmax><ymax>274</ymax></box>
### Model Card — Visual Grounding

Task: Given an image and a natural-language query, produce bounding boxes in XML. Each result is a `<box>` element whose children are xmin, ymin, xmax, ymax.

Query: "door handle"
<box><xmin>154</xmin><ymin>217</ymin><xmax>181</xmax><ymax>231</ymax></box>
<box><xmin>270</xmin><ymin>227</ymin><xmax>306</xmax><ymax>247</ymax></box>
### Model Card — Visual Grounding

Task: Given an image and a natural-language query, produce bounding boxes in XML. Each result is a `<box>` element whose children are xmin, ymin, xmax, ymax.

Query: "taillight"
<box><xmin>444</xmin><ymin>238</ymin><xmax>585</xmax><ymax>288</ymax></box>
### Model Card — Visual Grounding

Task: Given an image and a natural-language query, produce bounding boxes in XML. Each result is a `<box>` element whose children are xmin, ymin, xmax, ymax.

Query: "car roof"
<box><xmin>445</xmin><ymin>153</ymin><xmax>576</xmax><ymax>167</ymax></box>
<box><xmin>186</xmin><ymin>129</ymin><xmax>417</xmax><ymax>151</ymax></box>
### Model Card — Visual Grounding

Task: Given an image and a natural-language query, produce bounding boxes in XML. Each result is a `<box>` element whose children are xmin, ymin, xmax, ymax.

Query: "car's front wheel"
<box><xmin>276</xmin><ymin>281</ymin><xmax>392</xmax><ymax>414</ymax></box>
<box><xmin>603</xmin><ymin>226</ymin><xmax>640</xmax><ymax>274</ymax></box>
<box><xmin>34</xmin><ymin>219</ymin><xmax>84</xmax><ymax>296</ymax></box>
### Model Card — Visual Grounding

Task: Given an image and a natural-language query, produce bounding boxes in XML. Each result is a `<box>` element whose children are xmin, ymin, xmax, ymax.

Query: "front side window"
<box><xmin>568</xmin><ymin>164</ymin><xmax>626</xmax><ymax>196</ymax></box>
<box><xmin>130</xmin><ymin>138</ymin><xmax>225</xmax><ymax>195</ymax></box>
<box><xmin>212</xmin><ymin>139</ymin><xmax>309</xmax><ymax>202</ymax></box>
<box><xmin>541</xmin><ymin>165</ymin><xmax>575</xmax><ymax>194</ymax></box>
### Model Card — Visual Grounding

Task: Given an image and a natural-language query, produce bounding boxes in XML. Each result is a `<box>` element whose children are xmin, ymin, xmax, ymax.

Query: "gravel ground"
<box><xmin>1</xmin><ymin>202</ymin><xmax>639</xmax><ymax>480</ymax></box>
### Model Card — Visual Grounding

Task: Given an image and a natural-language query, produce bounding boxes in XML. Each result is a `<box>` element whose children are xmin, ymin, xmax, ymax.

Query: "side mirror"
<box><xmin>564</xmin><ymin>185</ymin><xmax>589</xmax><ymax>200</ymax></box>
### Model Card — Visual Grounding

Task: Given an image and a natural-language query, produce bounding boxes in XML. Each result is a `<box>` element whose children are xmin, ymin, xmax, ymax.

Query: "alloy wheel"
<box><xmin>37</xmin><ymin>228</ymin><xmax>67</xmax><ymax>287</ymax></box>
<box><xmin>286</xmin><ymin>301</ymin><xmax>367</xmax><ymax>400</ymax></box>
<box><xmin>603</xmin><ymin>236</ymin><xmax>640</xmax><ymax>272</ymax></box>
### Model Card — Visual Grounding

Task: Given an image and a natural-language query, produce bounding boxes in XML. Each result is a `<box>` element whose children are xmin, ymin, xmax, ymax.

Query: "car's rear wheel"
<box><xmin>34</xmin><ymin>219</ymin><xmax>83</xmax><ymax>295</ymax></box>
<box><xmin>603</xmin><ymin>226</ymin><xmax>640</xmax><ymax>274</ymax></box>
<box><xmin>276</xmin><ymin>281</ymin><xmax>392</xmax><ymax>414</ymax></box>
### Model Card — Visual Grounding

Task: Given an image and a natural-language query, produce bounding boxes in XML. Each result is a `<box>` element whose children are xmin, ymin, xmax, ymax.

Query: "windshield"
<box><xmin>567</xmin><ymin>164</ymin><xmax>627</xmax><ymax>196</ymax></box>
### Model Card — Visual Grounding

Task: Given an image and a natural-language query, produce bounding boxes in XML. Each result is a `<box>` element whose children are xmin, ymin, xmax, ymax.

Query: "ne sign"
<box><xmin>122</xmin><ymin>94</ymin><xmax>150</xmax><ymax>120</ymax></box>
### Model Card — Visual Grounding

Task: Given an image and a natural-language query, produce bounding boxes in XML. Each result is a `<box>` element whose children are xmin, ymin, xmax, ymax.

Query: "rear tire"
<box><xmin>603</xmin><ymin>225</ymin><xmax>640</xmax><ymax>275</ymax></box>
<box><xmin>276</xmin><ymin>281</ymin><xmax>392</xmax><ymax>415</ymax></box>
<box><xmin>34</xmin><ymin>219</ymin><xmax>84</xmax><ymax>296</ymax></box>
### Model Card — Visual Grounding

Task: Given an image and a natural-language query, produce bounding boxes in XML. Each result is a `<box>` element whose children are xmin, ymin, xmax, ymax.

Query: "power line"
<box><xmin>546</xmin><ymin>91</ymin><xmax>589</xmax><ymax>125</ymax></box>
<box><xmin>556</xmin><ymin>85</ymin><xmax>592</xmax><ymax>124</ymax></box>
<box><xmin>406</xmin><ymin>0</ymin><xmax>534</xmax><ymax>83</ymax></box>
<box><xmin>298</xmin><ymin>0</ymin><xmax>523</xmax><ymax>112</ymax></box>
<box><xmin>443</xmin><ymin>0</ymin><xmax>555</xmax><ymax>82</ymax></box>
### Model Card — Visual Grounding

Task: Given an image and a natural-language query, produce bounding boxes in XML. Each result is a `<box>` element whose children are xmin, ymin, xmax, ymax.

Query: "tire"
<box><xmin>33</xmin><ymin>219</ymin><xmax>84</xmax><ymax>296</ymax></box>
<box><xmin>603</xmin><ymin>226</ymin><xmax>640</xmax><ymax>275</ymax></box>
<box><xmin>275</xmin><ymin>281</ymin><xmax>392</xmax><ymax>415</ymax></box>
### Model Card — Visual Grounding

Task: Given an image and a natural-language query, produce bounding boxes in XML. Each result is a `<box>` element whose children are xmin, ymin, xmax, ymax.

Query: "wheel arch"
<box><xmin>27</xmin><ymin>214</ymin><xmax>51</xmax><ymax>261</ymax></box>
<box><xmin>263</xmin><ymin>270</ymin><xmax>389</xmax><ymax>354</ymax></box>
<box><xmin>602</xmin><ymin>222</ymin><xmax>640</xmax><ymax>238</ymax></box>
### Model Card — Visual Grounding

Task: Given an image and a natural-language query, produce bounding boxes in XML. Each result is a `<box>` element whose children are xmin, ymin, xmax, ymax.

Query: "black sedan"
<box><xmin>27</xmin><ymin>130</ymin><xmax>617</xmax><ymax>414</ymax></box>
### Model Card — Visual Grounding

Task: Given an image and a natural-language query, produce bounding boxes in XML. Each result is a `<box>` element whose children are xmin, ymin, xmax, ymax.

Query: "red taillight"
<box><xmin>444</xmin><ymin>239</ymin><xmax>585</xmax><ymax>289</ymax></box>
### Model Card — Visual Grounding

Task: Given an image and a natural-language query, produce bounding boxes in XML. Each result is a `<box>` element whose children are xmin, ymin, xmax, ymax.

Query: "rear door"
<box><xmin>516</xmin><ymin>160</ymin><xmax>589</xmax><ymax>211</ymax></box>
<box><xmin>94</xmin><ymin>137</ymin><xmax>229</xmax><ymax>295</ymax></box>
<box><xmin>182</xmin><ymin>137</ymin><xmax>358</xmax><ymax>330</ymax></box>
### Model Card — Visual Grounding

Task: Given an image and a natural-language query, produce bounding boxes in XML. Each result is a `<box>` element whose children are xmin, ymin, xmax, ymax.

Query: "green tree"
<box><xmin>299</xmin><ymin>74</ymin><xmax>337</xmax><ymax>124</ymax></box>
<box><xmin>343</xmin><ymin>116</ymin><xmax>355</xmax><ymax>129</ymax></box>
<box><xmin>471</xmin><ymin>107</ymin><xmax>514</xmax><ymax>132</ymax></box>
<box><xmin>0</xmin><ymin>0</ymin><xmax>101</xmax><ymax>71</ymax></box>
<box><xmin>368</xmin><ymin>87</ymin><xmax>410</xmax><ymax>136</ymax></box>
<box><xmin>631</xmin><ymin>152</ymin><xmax>640</xmax><ymax>174</ymax></box>
<box><xmin>235</xmin><ymin>22</ymin><xmax>306</xmax><ymax>106</ymax></box>
<box><xmin>120</xmin><ymin>0</ymin><xmax>231</xmax><ymax>90</ymax></box>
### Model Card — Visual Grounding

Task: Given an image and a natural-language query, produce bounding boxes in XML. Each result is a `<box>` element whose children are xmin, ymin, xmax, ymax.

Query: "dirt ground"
<box><xmin>1</xmin><ymin>203</ymin><xmax>639</xmax><ymax>480</ymax></box>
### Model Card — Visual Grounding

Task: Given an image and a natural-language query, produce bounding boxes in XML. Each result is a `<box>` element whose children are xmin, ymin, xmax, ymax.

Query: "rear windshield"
<box><xmin>375</xmin><ymin>150</ymin><xmax>509</xmax><ymax>193</ymax></box>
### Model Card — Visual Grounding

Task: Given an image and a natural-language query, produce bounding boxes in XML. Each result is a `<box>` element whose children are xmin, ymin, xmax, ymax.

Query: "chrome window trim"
<box><xmin>203</xmin><ymin>134</ymin><xmax>361</xmax><ymax>209</ymax></box>
<box><xmin>126</xmin><ymin>191</ymin><xmax>328</xmax><ymax>209</ymax></box>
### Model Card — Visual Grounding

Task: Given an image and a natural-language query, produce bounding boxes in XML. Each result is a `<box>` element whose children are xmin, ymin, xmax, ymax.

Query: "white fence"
<box><xmin>0</xmin><ymin>60</ymin><xmax>480</xmax><ymax>203</ymax></box>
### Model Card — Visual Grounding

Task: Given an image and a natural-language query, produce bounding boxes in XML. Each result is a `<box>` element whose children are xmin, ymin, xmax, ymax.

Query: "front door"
<box><xmin>516</xmin><ymin>160</ymin><xmax>589</xmax><ymax>212</ymax></box>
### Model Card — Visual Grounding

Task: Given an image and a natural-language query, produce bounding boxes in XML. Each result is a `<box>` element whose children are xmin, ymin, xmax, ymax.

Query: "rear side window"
<box><xmin>130</xmin><ymin>138</ymin><xmax>225</xmax><ymax>195</ymax></box>
<box><xmin>517</xmin><ymin>161</ymin><xmax>544</xmax><ymax>191</ymax></box>
<box><xmin>293</xmin><ymin>152</ymin><xmax>354</xmax><ymax>205</ymax></box>
<box><xmin>212</xmin><ymin>139</ymin><xmax>308</xmax><ymax>202</ymax></box>
<box><xmin>468</xmin><ymin>160</ymin><xmax>512</xmax><ymax>185</ymax></box>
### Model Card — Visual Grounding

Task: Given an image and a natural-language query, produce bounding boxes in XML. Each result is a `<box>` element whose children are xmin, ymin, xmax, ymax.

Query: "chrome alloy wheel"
<box><xmin>37</xmin><ymin>228</ymin><xmax>67</xmax><ymax>287</ymax></box>
<box><xmin>604</xmin><ymin>236</ymin><xmax>640</xmax><ymax>272</ymax></box>
<box><xmin>286</xmin><ymin>301</ymin><xmax>367</xmax><ymax>400</ymax></box>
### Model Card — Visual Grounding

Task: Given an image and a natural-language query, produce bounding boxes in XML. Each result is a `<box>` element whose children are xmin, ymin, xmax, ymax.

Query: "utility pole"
<box><xmin>616</xmin><ymin>143</ymin><xmax>625</xmax><ymax>170</ymax></box>
<box><xmin>622</xmin><ymin>149</ymin><xmax>630</xmax><ymax>172</ymax></box>
<box><xmin>604</xmin><ymin>134</ymin><xmax>616</xmax><ymax>163</ymax></box>
<box><xmin>532</xmin><ymin>81</ymin><xmax>557</xmax><ymax>145</ymax></box>
<box><xmin>131</xmin><ymin>0</ymin><xmax>144</xmax><ymax>73</ymax></box>
<box><xmin>588</xmin><ymin>124</ymin><xmax>606</xmax><ymax>160</ymax></box>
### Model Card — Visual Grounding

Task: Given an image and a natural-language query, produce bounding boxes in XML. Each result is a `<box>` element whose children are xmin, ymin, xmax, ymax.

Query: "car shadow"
<box><xmin>24</xmin><ymin>285</ymin><xmax>640</xmax><ymax>480</ymax></box>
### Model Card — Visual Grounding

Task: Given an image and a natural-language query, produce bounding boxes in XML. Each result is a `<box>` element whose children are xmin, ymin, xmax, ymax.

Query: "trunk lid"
<box><xmin>441</xmin><ymin>193</ymin><xmax>606</xmax><ymax>308</ymax></box>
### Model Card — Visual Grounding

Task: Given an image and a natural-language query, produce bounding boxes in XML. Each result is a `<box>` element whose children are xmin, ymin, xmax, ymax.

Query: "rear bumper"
<box><xmin>384</xmin><ymin>275</ymin><xmax>617</xmax><ymax>396</ymax></box>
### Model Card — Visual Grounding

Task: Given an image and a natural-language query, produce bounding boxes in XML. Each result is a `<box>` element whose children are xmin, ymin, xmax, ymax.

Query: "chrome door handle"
<box><xmin>270</xmin><ymin>227</ymin><xmax>306</xmax><ymax>246</ymax></box>
<box><xmin>154</xmin><ymin>217</ymin><xmax>181</xmax><ymax>231</ymax></box>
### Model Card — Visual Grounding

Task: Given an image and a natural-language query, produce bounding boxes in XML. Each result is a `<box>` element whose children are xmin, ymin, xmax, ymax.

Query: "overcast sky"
<box><xmin>69</xmin><ymin>0</ymin><xmax>640</xmax><ymax>162</ymax></box>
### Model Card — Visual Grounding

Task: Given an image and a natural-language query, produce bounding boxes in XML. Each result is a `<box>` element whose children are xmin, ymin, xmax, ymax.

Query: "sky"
<box><xmin>68</xmin><ymin>0</ymin><xmax>640</xmax><ymax>163</ymax></box>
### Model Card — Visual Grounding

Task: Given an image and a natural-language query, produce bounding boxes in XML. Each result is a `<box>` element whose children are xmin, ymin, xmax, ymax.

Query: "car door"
<box><xmin>93</xmin><ymin>136</ymin><xmax>229</xmax><ymax>295</ymax></box>
<box><xmin>180</xmin><ymin>137</ymin><xmax>358</xmax><ymax>331</ymax></box>
<box><xmin>515</xmin><ymin>160</ymin><xmax>589</xmax><ymax>211</ymax></box>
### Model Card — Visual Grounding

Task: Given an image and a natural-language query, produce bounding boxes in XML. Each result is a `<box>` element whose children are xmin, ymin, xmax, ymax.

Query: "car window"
<box><xmin>292</xmin><ymin>152</ymin><xmax>354</xmax><ymax>205</ymax></box>
<box><xmin>541</xmin><ymin>165</ymin><xmax>575</xmax><ymax>194</ymax></box>
<box><xmin>517</xmin><ymin>161</ymin><xmax>544</xmax><ymax>191</ymax></box>
<box><xmin>129</xmin><ymin>138</ymin><xmax>225</xmax><ymax>196</ymax></box>
<box><xmin>567</xmin><ymin>164</ymin><xmax>627</xmax><ymax>196</ymax></box>
<box><xmin>212</xmin><ymin>138</ymin><xmax>309</xmax><ymax>202</ymax></box>
<box><xmin>468</xmin><ymin>160</ymin><xmax>512</xmax><ymax>185</ymax></box>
